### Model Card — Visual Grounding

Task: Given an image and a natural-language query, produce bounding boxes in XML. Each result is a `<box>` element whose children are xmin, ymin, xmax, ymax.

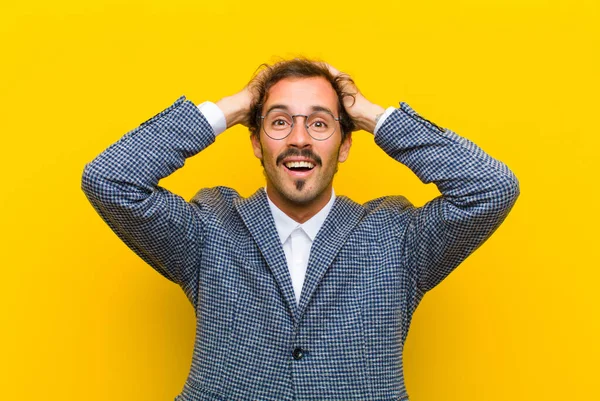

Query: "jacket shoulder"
<box><xmin>363</xmin><ymin>195</ymin><xmax>415</xmax><ymax>215</ymax></box>
<box><xmin>190</xmin><ymin>186</ymin><xmax>242</xmax><ymax>218</ymax></box>
<box><xmin>354</xmin><ymin>195</ymin><xmax>416</xmax><ymax>239</ymax></box>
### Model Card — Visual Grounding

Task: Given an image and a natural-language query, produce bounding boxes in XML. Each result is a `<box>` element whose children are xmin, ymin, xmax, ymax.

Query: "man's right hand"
<box><xmin>215</xmin><ymin>86</ymin><xmax>254</xmax><ymax>128</ymax></box>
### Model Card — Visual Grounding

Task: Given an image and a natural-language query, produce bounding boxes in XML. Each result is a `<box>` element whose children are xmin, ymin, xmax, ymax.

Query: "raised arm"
<box><xmin>375</xmin><ymin>105</ymin><xmax>520</xmax><ymax>292</ymax></box>
<box><xmin>329</xmin><ymin>65</ymin><xmax>520</xmax><ymax>293</ymax></box>
<box><xmin>81</xmin><ymin>88</ymin><xmax>254</xmax><ymax>306</ymax></box>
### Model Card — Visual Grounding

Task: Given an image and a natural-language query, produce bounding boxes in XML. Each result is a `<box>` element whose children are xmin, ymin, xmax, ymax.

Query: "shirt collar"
<box><xmin>266</xmin><ymin>188</ymin><xmax>336</xmax><ymax>243</ymax></box>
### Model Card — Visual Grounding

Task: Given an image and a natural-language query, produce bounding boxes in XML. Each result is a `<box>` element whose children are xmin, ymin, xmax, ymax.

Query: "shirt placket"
<box><xmin>290</xmin><ymin>227</ymin><xmax>308</xmax><ymax>304</ymax></box>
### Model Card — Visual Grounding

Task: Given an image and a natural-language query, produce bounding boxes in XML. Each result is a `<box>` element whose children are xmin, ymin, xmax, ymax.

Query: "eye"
<box><xmin>309</xmin><ymin>119</ymin><xmax>329</xmax><ymax>131</ymax></box>
<box><xmin>271</xmin><ymin>118</ymin><xmax>291</xmax><ymax>128</ymax></box>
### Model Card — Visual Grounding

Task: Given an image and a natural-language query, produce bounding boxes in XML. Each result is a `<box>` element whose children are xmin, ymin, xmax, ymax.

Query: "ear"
<box><xmin>337</xmin><ymin>132</ymin><xmax>352</xmax><ymax>163</ymax></box>
<box><xmin>251</xmin><ymin>133</ymin><xmax>263</xmax><ymax>160</ymax></box>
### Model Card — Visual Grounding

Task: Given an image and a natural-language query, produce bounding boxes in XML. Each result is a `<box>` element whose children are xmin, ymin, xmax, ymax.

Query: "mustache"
<box><xmin>276</xmin><ymin>148</ymin><xmax>322</xmax><ymax>167</ymax></box>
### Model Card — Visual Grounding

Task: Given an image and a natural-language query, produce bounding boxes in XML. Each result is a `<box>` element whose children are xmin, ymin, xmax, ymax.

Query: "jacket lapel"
<box><xmin>297</xmin><ymin>196</ymin><xmax>365</xmax><ymax>319</ymax></box>
<box><xmin>234</xmin><ymin>188</ymin><xmax>299</xmax><ymax>323</ymax></box>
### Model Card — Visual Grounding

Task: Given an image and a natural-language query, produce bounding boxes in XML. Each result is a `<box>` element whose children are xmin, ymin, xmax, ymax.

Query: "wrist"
<box><xmin>216</xmin><ymin>90</ymin><xmax>251</xmax><ymax>128</ymax></box>
<box><xmin>355</xmin><ymin>103</ymin><xmax>385</xmax><ymax>134</ymax></box>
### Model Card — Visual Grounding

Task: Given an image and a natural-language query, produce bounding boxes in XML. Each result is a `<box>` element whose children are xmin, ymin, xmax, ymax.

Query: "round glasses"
<box><xmin>260</xmin><ymin>109</ymin><xmax>340</xmax><ymax>141</ymax></box>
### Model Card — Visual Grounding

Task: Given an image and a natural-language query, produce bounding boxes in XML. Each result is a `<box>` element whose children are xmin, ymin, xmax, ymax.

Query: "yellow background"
<box><xmin>1</xmin><ymin>0</ymin><xmax>598</xmax><ymax>400</ymax></box>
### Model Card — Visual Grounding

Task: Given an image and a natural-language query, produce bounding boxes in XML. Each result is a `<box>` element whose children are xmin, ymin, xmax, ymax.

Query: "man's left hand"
<box><xmin>326</xmin><ymin>64</ymin><xmax>385</xmax><ymax>134</ymax></box>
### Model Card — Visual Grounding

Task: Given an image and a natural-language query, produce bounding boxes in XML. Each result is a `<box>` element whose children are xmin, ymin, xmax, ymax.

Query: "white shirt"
<box><xmin>195</xmin><ymin>100</ymin><xmax>395</xmax><ymax>304</ymax></box>
<box><xmin>265</xmin><ymin>189</ymin><xmax>336</xmax><ymax>304</ymax></box>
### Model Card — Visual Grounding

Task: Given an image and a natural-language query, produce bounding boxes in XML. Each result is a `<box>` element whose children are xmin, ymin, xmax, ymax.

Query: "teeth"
<box><xmin>285</xmin><ymin>161</ymin><xmax>315</xmax><ymax>169</ymax></box>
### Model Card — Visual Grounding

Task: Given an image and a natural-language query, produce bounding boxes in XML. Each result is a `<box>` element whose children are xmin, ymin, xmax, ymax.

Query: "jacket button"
<box><xmin>292</xmin><ymin>347</ymin><xmax>304</xmax><ymax>360</ymax></box>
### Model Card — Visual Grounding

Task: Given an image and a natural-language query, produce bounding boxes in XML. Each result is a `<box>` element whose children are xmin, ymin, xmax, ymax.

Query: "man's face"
<box><xmin>251</xmin><ymin>76</ymin><xmax>352</xmax><ymax>209</ymax></box>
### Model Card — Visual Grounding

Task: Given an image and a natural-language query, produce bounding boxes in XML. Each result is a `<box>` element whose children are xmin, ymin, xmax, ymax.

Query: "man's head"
<box><xmin>247</xmin><ymin>59</ymin><xmax>356</xmax><ymax>141</ymax></box>
<box><xmin>247</xmin><ymin>59</ymin><xmax>356</xmax><ymax>216</ymax></box>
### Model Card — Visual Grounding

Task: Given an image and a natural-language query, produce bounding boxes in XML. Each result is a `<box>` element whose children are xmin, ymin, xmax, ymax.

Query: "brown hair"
<box><xmin>247</xmin><ymin>58</ymin><xmax>356</xmax><ymax>141</ymax></box>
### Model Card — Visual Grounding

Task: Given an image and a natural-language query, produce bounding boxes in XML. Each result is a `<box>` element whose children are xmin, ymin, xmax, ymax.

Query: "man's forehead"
<box><xmin>264</xmin><ymin>103</ymin><xmax>337</xmax><ymax>115</ymax></box>
<box><xmin>263</xmin><ymin>77</ymin><xmax>338</xmax><ymax>113</ymax></box>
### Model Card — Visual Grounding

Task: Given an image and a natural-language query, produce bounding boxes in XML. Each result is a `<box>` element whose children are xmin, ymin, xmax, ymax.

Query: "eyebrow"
<box><xmin>265</xmin><ymin>104</ymin><xmax>336</xmax><ymax>115</ymax></box>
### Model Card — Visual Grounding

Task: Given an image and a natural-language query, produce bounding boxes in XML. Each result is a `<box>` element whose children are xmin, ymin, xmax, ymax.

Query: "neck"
<box><xmin>266</xmin><ymin>185</ymin><xmax>333</xmax><ymax>224</ymax></box>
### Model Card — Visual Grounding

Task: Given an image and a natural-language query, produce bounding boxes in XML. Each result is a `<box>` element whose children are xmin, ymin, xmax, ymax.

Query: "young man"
<box><xmin>82</xmin><ymin>59</ymin><xmax>520</xmax><ymax>401</ymax></box>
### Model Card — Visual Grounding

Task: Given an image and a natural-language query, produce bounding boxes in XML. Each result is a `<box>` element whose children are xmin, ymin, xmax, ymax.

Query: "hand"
<box><xmin>326</xmin><ymin>64</ymin><xmax>385</xmax><ymax>134</ymax></box>
<box><xmin>215</xmin><ymin>86</ymin><xmax>254</xmax><ymax>128</ymax></box>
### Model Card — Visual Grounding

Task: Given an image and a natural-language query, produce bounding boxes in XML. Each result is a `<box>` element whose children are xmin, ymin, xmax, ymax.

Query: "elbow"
<box><xmin>81</xmin><ymin>162</ymin><xmax>96</xmax><ymax>197</ymax></box>
<box><xmin>441</xmin><ymin>170</ymin><xmax>521</xmax><ymax>228</ymax></box>
<box><xmin>484</xmin><ymin>171</ymin><xmax>520</xmax><ymax>219</ymax></box>
<box><xmin>500</xmin><ymin>170</ymin><xmax>520</xmax><ymax>210</ymax></box>
<box><xmin>81</xmin><ymin>160</ymin><xmax>109</xmax><ymax>204</ymax></box>
<box><xmin>81</xmin><ymin>159</ymin><xmax>154</xmax><ymax>211</ymax></box>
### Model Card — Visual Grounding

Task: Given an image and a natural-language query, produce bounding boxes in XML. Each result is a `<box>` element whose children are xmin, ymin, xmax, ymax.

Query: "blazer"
<box><xmin>81</xmin><ymin>95</ymin><xmax>520</xmax><ymax>401</ymax></box>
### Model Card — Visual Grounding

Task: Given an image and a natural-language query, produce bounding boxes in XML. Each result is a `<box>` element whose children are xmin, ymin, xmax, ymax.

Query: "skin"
<box><xmin>216</xmin><ymin>65</ymin><xmax>385</xmax><ymax>223</ymax></box>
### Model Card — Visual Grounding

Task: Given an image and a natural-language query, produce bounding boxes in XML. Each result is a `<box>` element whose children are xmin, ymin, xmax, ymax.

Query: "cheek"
<box><xmin>254</xmin><ymin>136</ymin><xmax>276</xmax><ymax>161</ymax></box>
<box><xmin>261</xmin><ymin>143</ymin><xmax>282</xmax><ymax>165</ymax></box>
<box><xmin>323</xmin><ymin>145</ymin><xmax>342</xmax><ymax>164</ymax></box>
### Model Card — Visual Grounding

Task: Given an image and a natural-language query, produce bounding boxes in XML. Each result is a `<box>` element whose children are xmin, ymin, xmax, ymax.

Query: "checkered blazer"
<box><xmin>82</xmin><ymin>96</ymin><xmax>520</xmax><ymax>401</ymax></box>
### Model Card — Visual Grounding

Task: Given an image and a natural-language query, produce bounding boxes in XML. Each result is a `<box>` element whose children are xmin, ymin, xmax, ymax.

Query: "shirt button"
<box><xmin>292</xmin><ymin>347</ymin><xmax>304</xmax><ymax>360</ymax></box>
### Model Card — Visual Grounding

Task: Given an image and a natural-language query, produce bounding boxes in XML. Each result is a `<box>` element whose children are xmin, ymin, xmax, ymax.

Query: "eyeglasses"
<box><xmin>260</xmin><ymin>109</ymin><xmax>340</xmax><ymax>141</ymax></box>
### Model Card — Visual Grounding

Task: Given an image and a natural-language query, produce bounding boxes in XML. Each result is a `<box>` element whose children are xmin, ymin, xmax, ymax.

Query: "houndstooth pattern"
<box><xmin>81</xmin><ymin>96</ymin><xmax>520</xmax><ymax>401</ymax></box>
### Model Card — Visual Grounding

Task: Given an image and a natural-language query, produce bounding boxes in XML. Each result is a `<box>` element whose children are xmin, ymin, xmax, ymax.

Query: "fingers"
<box><xmin>324</xmin><ymin>63</ymin><xmax>358</xmax><ymax>94</ymax></box>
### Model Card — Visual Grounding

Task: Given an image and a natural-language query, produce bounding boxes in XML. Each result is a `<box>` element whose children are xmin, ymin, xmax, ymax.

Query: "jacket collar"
<box><xmin>297</xmin><ymin>192</ymin><xmax>365</xmax><ymax>318</ymax></box>
<box><xmin>234</xmin><ymin>188</ymin><xmax>299</xmax><ymax>322</ymax></box>
<box><xmin>266</xmin><ymin>188</ymin><xmax>336</xmax><ymax>243</ymax></box>
<box><xmin>234</xmin><ymin>188</ymin><xmax>365</xmax><ymax>323</ymax></box>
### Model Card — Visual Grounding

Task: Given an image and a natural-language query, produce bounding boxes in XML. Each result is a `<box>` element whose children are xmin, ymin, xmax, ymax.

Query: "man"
<box><xmin>82</xmin><ymin>59</ymin><xmax>520</xmax><ymax>401</ymax></box>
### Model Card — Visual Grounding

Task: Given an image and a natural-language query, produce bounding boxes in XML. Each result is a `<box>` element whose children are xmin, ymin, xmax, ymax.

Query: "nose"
<box><xmin>286</xmin><ymin>115</ymin><xmax>312</xmax><ymax>148</ymax></box>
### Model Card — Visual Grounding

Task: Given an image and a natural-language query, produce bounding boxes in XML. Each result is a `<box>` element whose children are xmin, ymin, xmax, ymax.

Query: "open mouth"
<box><xmin>284</xmin><ymin>161</ymin><xmax>315</xmax><ymax>173</ymax></box>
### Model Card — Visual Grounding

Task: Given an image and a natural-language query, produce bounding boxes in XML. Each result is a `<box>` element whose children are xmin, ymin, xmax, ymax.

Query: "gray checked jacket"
<box><xmin>81</xmin><ymin>95</ymin><xmax>520</xmax><ymax>401</ymax></box>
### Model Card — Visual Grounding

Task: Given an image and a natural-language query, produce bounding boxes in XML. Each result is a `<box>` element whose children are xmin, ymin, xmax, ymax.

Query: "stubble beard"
<box><xmin>262</xmin><ymin>162</ymin><xmax>337</xmax><ymax>207</ymax></box>
<box><xmin>258</xmin><ymin>140</ymin><xmax>340</xmax><ymax>205</ymax></box>
<box><xmin>262</xmin><ymin>165</ymin><xmax>311</xmax><ymax>205</ymax></box>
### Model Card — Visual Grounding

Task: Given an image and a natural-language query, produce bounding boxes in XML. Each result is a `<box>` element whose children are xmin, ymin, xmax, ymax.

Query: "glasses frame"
<box><xmin>259</xmin><ymin>110</ymin><xmax>340</xmax><ymax>141</ymax></box>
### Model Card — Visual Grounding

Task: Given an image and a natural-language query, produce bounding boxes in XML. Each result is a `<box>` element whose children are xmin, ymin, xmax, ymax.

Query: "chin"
<box><xmin>282</xmin><ymin>188</ymin><xmax>317</xmax><ymax>205</ymax></box>
<box><xmin>266</xmin><ymin>170</ymin><xmax>330</xmax><ymax>206</ymax></box>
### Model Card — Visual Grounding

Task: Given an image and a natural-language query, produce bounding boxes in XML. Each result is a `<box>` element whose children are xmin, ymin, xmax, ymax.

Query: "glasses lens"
<box><xmin>264</xmin><ymin>111</ymin><xmax>293</xmax><ymax>139</ymax></box>
<box><xmin>307</xmin><ymin>112</ymin><xmax>336</xmax><ymax>139</ymax></box>
<box><xmin>262</xmin><ymin>110</ymin><xmax>338</xmax><ymax>140</ymax></box>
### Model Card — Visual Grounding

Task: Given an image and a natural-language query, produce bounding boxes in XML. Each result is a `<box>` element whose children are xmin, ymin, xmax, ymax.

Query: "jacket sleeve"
<box><xmin>374</xmin><ymin>103</ymin><xmax>520</xmax><ymax>293</ymax></box>
<box><xmin>81</xmin><ymin>95</ymin><xmax>216</xmax><ymax>305</ymax></box>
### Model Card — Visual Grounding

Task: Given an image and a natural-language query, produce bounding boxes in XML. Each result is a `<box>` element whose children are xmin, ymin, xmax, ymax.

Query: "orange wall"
<box><xmin>1</xmin><ymin>0</ymin><xmax>598</xmax><ymax>400</ymax></box>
